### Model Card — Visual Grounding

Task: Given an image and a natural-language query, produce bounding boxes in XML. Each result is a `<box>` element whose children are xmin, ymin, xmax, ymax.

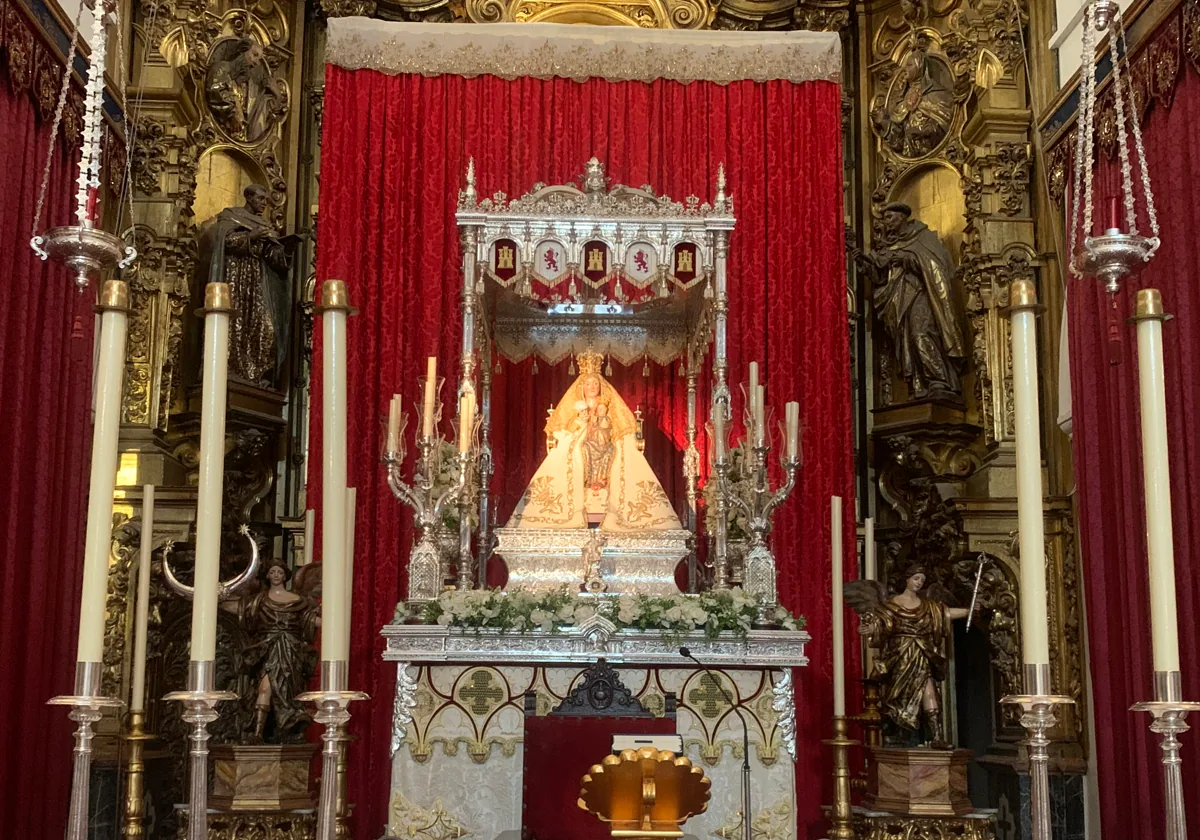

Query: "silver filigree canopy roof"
<box><xmin>457</xmin><ymin>157</ymin><xmax>734</xmax><ymax>220</ymax></box>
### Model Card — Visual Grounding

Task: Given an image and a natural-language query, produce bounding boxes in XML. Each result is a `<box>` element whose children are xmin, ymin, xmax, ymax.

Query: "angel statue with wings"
<box><xmin>845</xmin><ymin>565</ymin><xmax>975</xmax><ymax>749</ymax></box>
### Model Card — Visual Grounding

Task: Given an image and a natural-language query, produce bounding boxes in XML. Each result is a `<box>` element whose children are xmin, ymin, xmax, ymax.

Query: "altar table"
<box><xmin>381</xmin><ymin>624</ymin><xmax>810</xmax><ymax>839</ymax></box>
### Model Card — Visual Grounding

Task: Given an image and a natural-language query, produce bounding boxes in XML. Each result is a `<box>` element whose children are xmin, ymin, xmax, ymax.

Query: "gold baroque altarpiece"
<box><xmin>108</xmin><ymin>0</ymin><xmax>1087</xmax><ymax>831</ymax></box>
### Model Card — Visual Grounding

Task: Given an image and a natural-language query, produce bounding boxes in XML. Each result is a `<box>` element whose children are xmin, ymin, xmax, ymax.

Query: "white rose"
<box><xmin>436</xmin><ymin>613</ymin><xmax>454</xmax><ymax>626</ymax></box>
<box><xmin>556</xmin><ymin>603</ymin><xmax>577</xmax><ymax>622</ymax></box>
<box><xmin>574</xmin><ymin>604</ymin><xmax>597</xmax><ymax>624</ymax></box>
<box><xmin>665</xmin><ymin>605</ymin><xmax>683</xmax><ymax>622</ymax></box>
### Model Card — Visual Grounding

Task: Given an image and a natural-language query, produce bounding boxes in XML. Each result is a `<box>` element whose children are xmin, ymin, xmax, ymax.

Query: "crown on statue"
<box><xmin>576</xmin><ymin>350</ymin><xmax>604</xmax><ymax>376</ymax></box>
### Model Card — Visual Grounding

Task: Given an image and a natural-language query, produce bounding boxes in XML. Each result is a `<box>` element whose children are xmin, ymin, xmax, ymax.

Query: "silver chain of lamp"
<box><xmin>1070</xmin><ymin>0</ymin><xmax>1160</xmax><ymax>294</ymax></box>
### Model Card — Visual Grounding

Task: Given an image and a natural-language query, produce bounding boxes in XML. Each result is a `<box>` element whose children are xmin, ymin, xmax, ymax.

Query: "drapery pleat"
<box><xmin>1066</xmin><ymin>58</ymin><xmax>1200</xmax><ymax>840</ymax></box>
<box><xmin>312</xmin><ymin>67</ymin><xmax>853</xmax><ymax>839</ymax></box>
<box><xmin>0</xmin><ymin>70</ymin><xmax>93</xmax><ymax>840</ymax></box>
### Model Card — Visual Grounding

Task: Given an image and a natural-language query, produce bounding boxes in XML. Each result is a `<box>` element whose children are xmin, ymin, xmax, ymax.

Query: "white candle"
<box><xmin>131</xmin><ymin>485</ymin><xmax>154</xmax><ymax>711</ymax></box>
<box><xmin>458</xmin><ymin>392</ymin><xmax>476</xmax><ymax>454</ymax></box>
<box><xmin>1134</xmin><ymin>289</ymin><xmax>1181</xmax><ymax>672</ymax></box>
<box><xmin>387</xmin><ymin>394</ymin><xmax>401</xmax><ymax>456</ymax></box>
<box><xmin>831</xmin><ymin>495</ymin><xmax>845</xmax><ymax>716</ymax></box>
<box><xmin>422</xmin><ymin>357</ymin><xmax>437</xmax><ymax>439</ymax></box>
<box><xmin>1009</xmin><ymin>280</ymin><xmax>1050</xmax><ymax>667</ymax></box>
<box><xmin>785</xmin><ymin>401</ymin><xmax>799</xmax><ymax>460</ymax></box>
<box><xmin>192</xmin><ymin>282</ymin><xmax>233</xmax><ymax>664</ymax></box>
<box><xmin>713</xmin><ymin>401</ymin><xmax>726</xmax><ymax>462</ymax></box>
<box><xmin>321</xmin><ymin>280</ymin><xmax>351</xmax><ymax>664</ymax></box>
<box><xmin>303</xmin><ymin>509</ymin><xmax>315</xmax><ymax>566</ymax></box>
<box><xmin>864</xmin><ymin>517</ymin><xmax>876</xmax><ymax>581</ymax></box>
<box><xmin>76</xmin><ymin>280</ymin><xmax>129</xmax><ymax>666</ymax></box>
<box><xmin>344</xmin><ymin>487</ymin><xmax>357</xmax><ymax>636</ymax></box>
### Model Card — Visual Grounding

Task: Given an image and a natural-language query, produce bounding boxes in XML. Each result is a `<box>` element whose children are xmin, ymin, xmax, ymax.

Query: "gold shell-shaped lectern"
<box><xmin>578</xmin><ymin>747</ymin><xmax>711</xmax><ymax>838</ymax></box>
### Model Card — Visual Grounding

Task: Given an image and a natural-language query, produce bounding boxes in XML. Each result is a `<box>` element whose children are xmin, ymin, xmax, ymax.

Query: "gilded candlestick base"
<box><xmin>165</xmin><ymin>661</ymin><xmax>237</xmax><ymax>840</ymax></box>
<box><xmin>49</xmin><ymin>662</ymin><xmax>124</xmax><ymax>840</ymax></box>
<box><xmin>299</xmin><ymin>661</ymin><xmax>369</xmax><ymax>840</ymax></box>
<box><xmin>824</xmin><ymin>715</ymin><xmax>859</xmax><ymax>840</ymax></box>
<box><xmin>1130</xmin><ymin>670</ymin><xmax>1200</xmax><ymax>840</ymax></box>
<box><xmin>1001</xmin><ymin>664</ymin><xmax>1073</xmax><ymax>840</ymax></box>
<box><xmin>122</xmin><ymin>709</ymin><xmax>155</xmax><ymax>840</ymax></box>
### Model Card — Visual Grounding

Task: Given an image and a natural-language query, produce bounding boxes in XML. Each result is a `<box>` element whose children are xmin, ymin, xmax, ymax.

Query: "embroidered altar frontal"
<box><xmin>383</xmin><ymin>626</ymin><xmax>810</xmax><ymax>839</ymax></box>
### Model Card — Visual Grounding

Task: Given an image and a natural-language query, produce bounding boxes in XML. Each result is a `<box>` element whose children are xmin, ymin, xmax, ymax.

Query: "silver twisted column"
<box><xmin>1131</xmin><ymin>670</ymin><xmax>1200</xmax><ymax>840</ymax></box>
<box><xmin>164</xmin><ymin>661</ymin><xmax>236</xmax><ymax>840</ymax></box>
<box><xmin>300</xmin><ymin>661</ymin><xmax>369</xmax><ymax>840</ymax></box>
<box><xmin>48</xmin><ymin>662</ymin><xmax>123</xmax><ymax>840</ymax></box>
<box><xmin>1001</xmin><ymin>663</ymin><xmax>1074</xmax><ymax>840</ymax></box>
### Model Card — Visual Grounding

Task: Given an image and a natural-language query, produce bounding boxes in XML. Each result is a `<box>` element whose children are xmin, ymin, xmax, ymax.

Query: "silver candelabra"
<box><xmin>708</xmin><ymin>382</ymin><xmax>800</xmax><ymax>620</ymax></box>
<box><xmin>384</xmin><ymin>397</ymin><xmax>478</xmax><ymax>607</ymax></box>
<box><xmin>724</xmin><ymin>440</ymin><xmax>800</xmax><ymax>625</ymax></box>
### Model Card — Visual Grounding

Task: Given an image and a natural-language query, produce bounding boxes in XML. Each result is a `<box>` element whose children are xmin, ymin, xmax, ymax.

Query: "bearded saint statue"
<box><xmin>855</xmin><ymin>202</ymin><xmax>966</xmax><ymax>399</ymax></box>
<box><xmin>506</xmin><ymin>350</ymin><xmax>680</xmax><ymax>532</ymax></box>
<box><xmin>845</xmin><ymin>565</ymin><xmax>975</xmax><ymax>749</ymax></box>
<box><xmin>195</xmin><ymin>183</ymin><xmax>293</xmax><ymax>388</ymax></box>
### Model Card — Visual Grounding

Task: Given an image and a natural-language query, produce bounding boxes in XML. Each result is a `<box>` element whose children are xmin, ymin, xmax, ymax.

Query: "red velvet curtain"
<box><xmin>1066</xmin><ymin>52</ymin><xmax>1200</xmax><ymax>840</ymax></box>
<box><xmin>313</xmin><ymin>67</ymin><xmax>853</xmax><ymax>839</ymax></box>
<box><xmin>0</xmin><ymin>59</ymin><xmax>92</xmax><ymax>840</ymax></box>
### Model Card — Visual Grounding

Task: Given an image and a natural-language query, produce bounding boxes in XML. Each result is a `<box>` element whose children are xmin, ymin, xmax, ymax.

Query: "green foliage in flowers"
<box><xmin>414</xmin><ymin>587</ymin><xmax>805</xmax><ymax>640</ymax></box>
<box><xmin>701</xmin><ymin>441</ymin><xmax>756</xmax><ymax>540</ymax></box>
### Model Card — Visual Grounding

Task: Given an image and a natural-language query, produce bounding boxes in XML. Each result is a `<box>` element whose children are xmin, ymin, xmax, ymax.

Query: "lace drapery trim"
<box><xmin>326</xmin><ymin>20</ymin><xmax>842</xmax><ymax>85</ymax></box>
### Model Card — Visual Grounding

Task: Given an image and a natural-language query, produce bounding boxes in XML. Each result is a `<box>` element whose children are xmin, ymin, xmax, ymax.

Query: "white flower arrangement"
<box><xmin>414</xmin><ymin>587</ymin><xmax>804</xmax><ymax>640</ymax></box>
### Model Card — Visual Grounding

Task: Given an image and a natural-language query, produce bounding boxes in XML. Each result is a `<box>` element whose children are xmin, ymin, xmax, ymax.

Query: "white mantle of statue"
<box><xmin>382</xmin><ymin>624</ymin><xmax>809</xmax><ymax>840</ymax></box>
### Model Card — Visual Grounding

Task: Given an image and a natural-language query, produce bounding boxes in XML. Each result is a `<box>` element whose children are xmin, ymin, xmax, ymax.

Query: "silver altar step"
<box><xmin>381</xmin><ymin>622</ymin><xmax>810</xmax><ymax>668</ymax></box>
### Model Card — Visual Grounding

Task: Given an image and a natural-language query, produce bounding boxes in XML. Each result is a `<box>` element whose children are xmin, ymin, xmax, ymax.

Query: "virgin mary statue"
<box><xmin>507</xmin><ymin>351</ymin><xmax>681</xmax><ymax>533</ymax></box>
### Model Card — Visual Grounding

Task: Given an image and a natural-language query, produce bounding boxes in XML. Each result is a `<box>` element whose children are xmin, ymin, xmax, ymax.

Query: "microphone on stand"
<box><xmin>680</xmin><ymin>647</ymin><xmax>752</xmax><ymax>838</ymax></box>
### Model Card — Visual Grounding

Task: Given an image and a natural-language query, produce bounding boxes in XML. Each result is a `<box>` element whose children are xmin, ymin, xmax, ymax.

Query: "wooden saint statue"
<box><xmin>845</xmin><ymin>565</ymin><xmax>975</xmax><ymax>749</ymax></box>
<box><xmin>195</xmin><ymin>183</ymin><xmax>296</xmax><ymax>389</ymax></box>
<box><xmin>853</xmin><ymin>202</ymin><xmax>966</xmax><ymax>400</ymax></box>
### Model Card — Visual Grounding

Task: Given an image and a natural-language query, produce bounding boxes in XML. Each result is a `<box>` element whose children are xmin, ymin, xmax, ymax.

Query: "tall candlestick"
<box><xmin>422</xmin><ymin>357</ymin><xmax>437</xmax><ymax>439</ymax></box>
<box><xmin>303</xmin><ymin>509</ymin><xmax>315</xmax><ymax>566</ymax></box>
<box><xmin>1133</xmin><ymin>289</ymin><xmax>1181</xmax><ymax>672</ymax></box>
<box><xmin>344</xmin><ymin>487</ymin><xmax>357</xmax><ymax>634</ymax></box>
<box><xmin>76</xmin><ymin>279</ymin><xmax>129</xmax><ymax>665</ymax></box>
<box><xmin>192</xmin><ymin>282</ymin><xmax>233</xmax><ymax>664</ymax></box>
<box><xmin>864</xmin><ymin>517</ymin><xmax>876</xmax><ymax>581</ymax></box>
<box><xmin>320</xmin><ymin>280</ymin><xmax>353</xmax><ymax>664</ymax></box>
<box><xmin>131</xmin><ymin>485</ymin><xmax>154</xmax><ymax>712</ymax></box>
<box><xmin>1009</xmin><ymin>279</ymin><xmax>1050</xmax><ymax>667</ymax></box>
<box><xmin>831</xmin><ymin>495</ymin><xmax>845</xmax><ymax>716</ymax></box>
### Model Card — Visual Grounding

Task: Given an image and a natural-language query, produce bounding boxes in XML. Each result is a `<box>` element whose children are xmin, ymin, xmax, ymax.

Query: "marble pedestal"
<box><xmin>211</xmin><ymin>743</ymin><xmax>318</xmax><ymax>811</ymax></box>
<box><xmin>864</xmin><ymin>747</ymin><xmax>973</xmax><ymax>817</ymax></box>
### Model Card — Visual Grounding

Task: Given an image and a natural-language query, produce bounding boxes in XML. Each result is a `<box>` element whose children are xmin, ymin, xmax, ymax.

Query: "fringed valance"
<box><xmin>325</xmin><ymin>19</ymin><xmax>841</xmax><ymax>84</ymax></box>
